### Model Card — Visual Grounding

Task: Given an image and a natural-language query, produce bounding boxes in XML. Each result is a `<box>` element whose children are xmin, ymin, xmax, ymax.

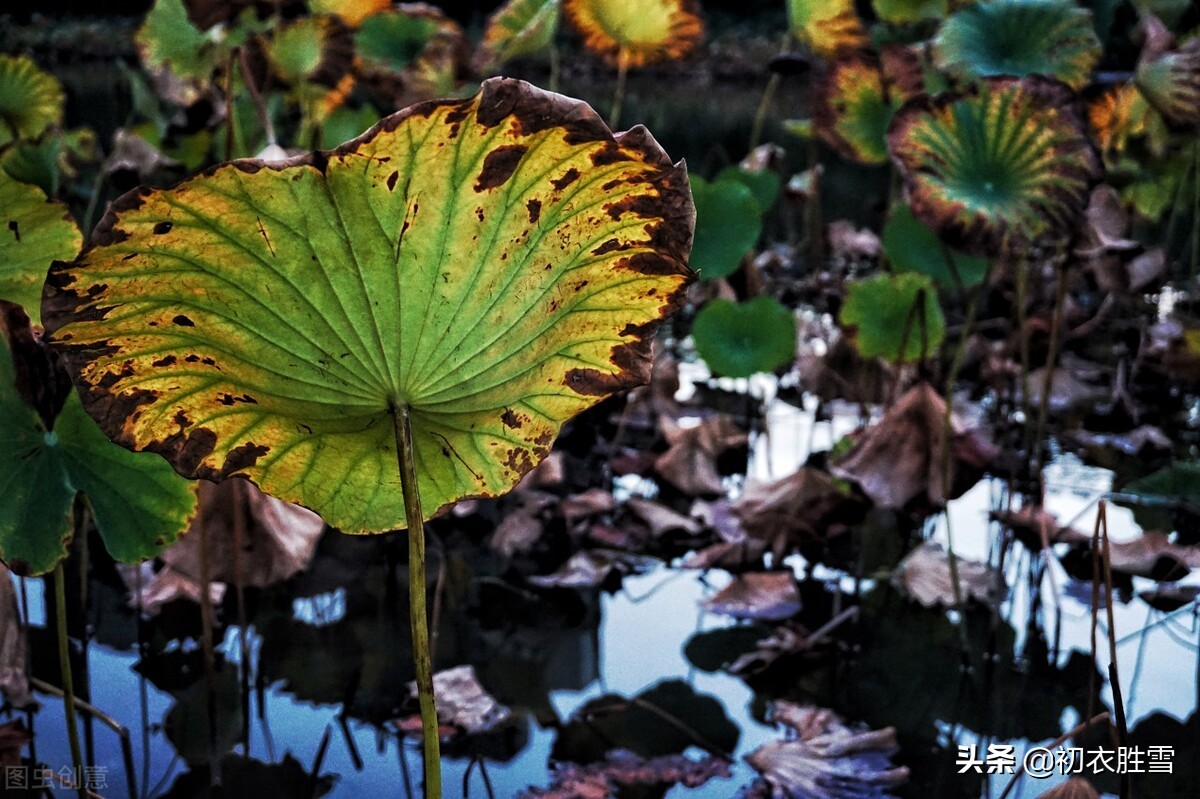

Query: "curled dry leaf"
<box><xmin>831</xmin><ymin>383</ymin><xmax>996</xmax><ymax>510</ymax></box>
<box><xmin>1074</xmin><ymin>185</ymin><xmax>1139</xmax><ymax>258</ymax></box>
<box><xmin>892</xmin><ymin>541</ymin><xmax>1003</xmax><ymax>609</ymax></box>
<box><xmin>656</xmin><ymin>415</ymin><xmax>748</xmax><ymax>496</ymax></box>
<box><xmin>1038</xmin><ymin>777</ymin><xmax>1100</xmax><ymax>799</ymax></box>
<box><xmin>746</xmin><ymin>702</ymin><xmax>909</xmax><ymax>799</ymax></box>
<box><xmin>0</xmin><ymin>563</ymin><xmax>35</xmax><ymax>710</ymax></box>
<box><xmin>702</xmin><ymin>572</ymin><xmax>801</xmax><ymax>621</ymax></box>
<box><xmin>625</xmin><ymin>497</ymin><xmax>701</xmax><ymax>538</ymax></box>
<box><xmin>490</xmin><ymin>490</ymin><xmax>556</xmax><ymax>558</ymax></box>
<box><xmin>735</xmin><ymin>467</ymin><xmax>860</xmax><ymax>548</ymax></box>
<box><xmin>407</xmin><ymin>665</ymin><xmax>511</xmax><ymax>736</ymax></box>
<box><xmin>119</xmin><ymin>560</ymin><xmax>226</xmax><ymax>617</ymax></box>
<box><xmin>521</xmin><ymin>750</ymin><xmax>731</xmax><ymax>798</ymax></box>
<box><xmin>560</xmin><ymin>487</ymin><xmax>616</xmax><ymax>526</ymax></box>
<box><xmin>529</xmin><ymin>549</ymin><xmax>657</xmax><ymax>589</ymax></box>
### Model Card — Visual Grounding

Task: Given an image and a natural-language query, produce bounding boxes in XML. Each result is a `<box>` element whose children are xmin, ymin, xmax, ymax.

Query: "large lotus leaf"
<box><xmin>42</xmin><ymin>78</ymin><xmax>694</xmax><ymax>535</ymax></box>
<box><xmin>786</xmin><ymin>0</ymin><xmax>867</xmax><ymax>60</ymax></box>
<box><xmin>887</xmin><ymin>77</ymin><xmax>1101</xmax><ymax>256</ymax></box>
<box><xmin>932</xmin><ymin>0</ymin><xmax>1102</xmax><ymax>90</ymax></box>
<box><xmin>693</xmin><ymin>296</ymin><xmax>796</xmax><ymax>378</ymax></box>
<box><xmin>477</xmin><ymin>0</ymin><xmax>561</xmax><ymax>70</ymax></box>
<box><xmin>690</xmin><ymin>175</ymin><xmax>761</xmax><ymax>280</ymax></box>
<box><xmin>883</xmin><ymin>205</ymin><xmax>989</xmax><ymax>289</ymax></box>
<box><xmin>839</xmin><ymin>273</ymin><xmax>945</xmax><ymax>364</ymax></box>
<box><xmin>0</xmin><ymin>171</ymin><xmax>82</xmax><ymax>326</ymax></box>
<box><xmin>309</xmin><ymin>0</ymin><xmax>390</xmax><ymax>28</ymax></box>
<box><xmin>814</xmin><ymin>56</ymin><xmax>900</xmax><ymax>166</ymax></box>
<box><xmin>0</xmin><ymin>308</ymin><xmax>197</xmax><ymax>576</ymax></box>
<box><xmin>0</xmin><ymin>55</ymin><xmax>64</xmax><ymax>149</ymax></box>
<box><xmin>136</xmin><ymin>0</ymin><xmax>218</xmax><ymax>107</ymax></box>
<box><xmin>873</xmin><ymin>0</ymin><xmax>948</xmax><ymax>24</ymax></box>
<box><xmin>562</xmin><ymin>0</ymin><xmax>704</xmax><ymax>69</ymax></box>
<box><xmin>1135</xmin><ymin>27</ymin><xmax>1200</xmax><ymax>127</ymax></box>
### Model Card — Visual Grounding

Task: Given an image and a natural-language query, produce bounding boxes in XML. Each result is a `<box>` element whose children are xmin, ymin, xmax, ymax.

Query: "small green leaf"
<box><xmin>0</xmin><ymin>171</ymin><xmax>82</xmax><ymax>326</ymax></box>
<box><xmin>2</xmin><ymin>136</ymin><xmax>62</xmax><ymax>198</ymax></box>
<box><xmin>714</xmin><ymin>165</ymin><xmax>780</xmax><ymax>213</ymax></box>
<box><xmin>883</xmin><ymin>205</ymin><xmax>989</xmax><ymax>289</ymax></box>
<box><xmin>0</xmin><ymin>55</ymin><xmax>65</xmax><ymax>148</ymax></box>
<box><xmin>839</xmin><ymin>273</ymin><xmax>945</xmax><ymax>364</ymax></box>
<box><xmin>693</xmin><ymin>296</ymin><xmax>796</xmax><ymax>378</ymax></box>
<box><xmin>477</xmin><ymin>0</ymin><xmax>561</xmax><ymax>69</ymax></box>
<box><xmin>136</xmin><ymin>0</ymin><xmax>217</xmax><ymax>106</ymax></box>
<box><xmin>691</xmin><ymin>175</ymin><xmax>761</xmax><ymax>280</ymax></box>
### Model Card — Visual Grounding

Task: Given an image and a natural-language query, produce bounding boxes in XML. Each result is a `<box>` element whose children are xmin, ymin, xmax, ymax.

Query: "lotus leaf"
<box><xmin>264</xmin><ymin>15</ymin><xmax>354</xmax><ymax>89</ymax></box>
<box><xmin>354</xmin><ymin>5</ymin><xmax>466</xmax><ymax>106</ymax></box>
<box><xmin>0</xmin><ymin>171</ymin><xmax>82</xmax><ymax>326</ymax></box>
<box><xmin>0</xmin><ymin>305</ymin><xmax>197</xmax><ymax>576</ymax></box>
<box><xmin>713</xmin><ymin>165</ymin><xmax>780</xmax><ymax>213</ymax></box>
<box><xmin>693</xmin><ymin>296</ymin><xmax>796</xmax><ymax>378</ymax></box>
<box><xmin>136</xmin><ymin>0</ymin><xmax>217</xmax><ymax>107</ymax></box>
<box><xmin>309</xmin><ymin>0</ymin><xmax>391</xmax><ymax>28</ymax></box>
<box><xmin>0</xmin><ymin>55</ymin><xmax>65</xmax><ymax>149</ymax></box>
<box><xmin>839</xmin><ymin>273</ymin><xmax>945</xmax><ymax>363</ymax></box>
<box><xmin>563</xmin><ymin>0</ymin><xmax>704</xmax><ymax>68</ymax></box>
<box><xmin>932</xmin><ymin>0</ymin><xmax>1102</xmax><ymax>90</ymax></box>
<box><xmin>786</xmin><ymin>0</ymin><xmax>867</xmax><ymax>60</ymax></box>
<box><xmin>1135</xmin><ymin>20</ymin><xmax>1200</xmax><ymax>128</ymax></box>
<box><xmin>42</xmin><ymin>78</ymin><xmax>695</xmax><ymax>535</ymax></box>
<box><xmin>1088</xmin><ymin>83</ymin><xmax>1154</xmax><ymax>157</ymax></box>
<box><xmin>814</xmin><ymin>56</ymin><xmax>901</xmax><ymax>166</ymax></box>
<box><xmin>477</xmin><ymin>0</ymin><xmax>561</xmax><ymax>70</ymax></box>
<box><xmin>883</xmin><ymin>205</ymin><xmax>989</xmax><ymax>289</ymax></box>
<box><xmin>887</xmin><ymin>77</ymin><xmax>1101</xmax><ymax>256</ymax></box>
<box><xmin>873</xmin><ymin>0</ymin><xmax>948</xmax><ymax>24</ymax></box>
<box><xmin>689</xmin><ymin>175</ymin><xmax>761</xmax><ymax>280</ymax></box>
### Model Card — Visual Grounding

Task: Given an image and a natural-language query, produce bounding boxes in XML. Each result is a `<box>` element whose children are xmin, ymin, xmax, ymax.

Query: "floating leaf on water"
<box><xmin>563</xmin><ymin>0</ymin><xmax>704</xmax><ymax>68</ymax></box>
<box><xmin>625</xmin><ymin>497</ymin><xmax>701</xmax><ymax>538</ymax></box>
<box><xmin>735</xmin><ymin>467</ymin><xmax>860</xmax><ymax>548</ymax></box>
<box><xmin>689</xmin><ymin>175</ymin><xmax>762</xmax><ymax>280</ymax></box>
<box><xmin>883</xmin><ymin>206</ymin><xmax>989</xmax><ymax>290</ymax></box>
<box><xmin>693</xmin><ymin>296</ymin><xmax>796</xmax><ymax>378</ymax></box>
<box><xmin>309</xmin><ymin>0</ymin><xmax>391</xmax><ymax>28</ymax></box>
<box><xmin>887</xmin><ymin>77</ymin><xmax>1101</xmax><ymax>256</ymax></box>
<box><xmin>991</xmin><ymin>506</ymin><xmax>1089</xmax><ymax>550</ymax></box>
<box><xmin>786</xmin><ymin>0</ymin><xmax>867</xmax><ymax>60</ymax></box>
<box><xmin>0</xmin><ymin>305</ymin><xmax>198</xmax><ymax>576</ymax></box>
<box><xmin>529</xmin><ymin>549</ymin><xmax>658</xmax><ymax>588</ymax></box>
<box><xmin>0</xmin><ymin>563</ymin><xmax>34</xmax><ymax>710</ymax></box>
<box><xmin>43</xmin><ymin>78</ymin><xmax>694</xmax><ymax>534</ymax></box>
<box><xmin>521</xmin><ymin>749</ymin><xmax>731</xmax><ymax>798</ymax></box>
<box><xmin>892</xmin><ymin>541</ymin><xmax>1003</xmax><ymax>608</ymax></box>
<box><xmin>0</xmin><ymin>55</ymin><xmax>65</xmax><ymax>148</ymax></box>
<box><xmin>1038</xmin><ymin>778</ymin><xmax>1101</xmax><ymax>799</ymax></box>
<box><xmin>932</xmin><ymin>0</ymin><xmax>1102</xmax><ymax>90</ymax></box>
<box><xmin>655</xmin><ymin>415</ymin><xmax>747</xmax><ymax>496</ymax></box>
<box><xmin>407</xmin><ymin>665</ymin><xmax>512</xmax><ymax>736</ymax></box>
<box><xmin>839</xmin><ymin>273</ymin><xmax>945</xmax><ymax>364</ymax></box>
<box><xmin>477</xmin><ymin>0</ymin><xmax>561</xmax><ymax>71</ymax></box>
<box><xmin>1134</xmin><ymin>15</ymin><xmax>1200</xmax><ymax>127</ymax></box>
<box><xmin>702</xmin><ymin>572</ymin><xmax>802</xmax><ymax>621</ymax></box>
<box><xmin>0</xmin><ymin>171</ymin><xmax>82</xmax><ymax>326</ymax></box>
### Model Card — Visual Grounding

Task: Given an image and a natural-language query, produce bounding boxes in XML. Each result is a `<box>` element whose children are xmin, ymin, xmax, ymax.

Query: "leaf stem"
<box><xmin>610</xmin><ymin>48</ymin><xmax>629</xmax><ymax>129</ymax></box>
<box><xmin>393</xmin><ymin>405</ymin><xmax>441</xmax><ymax>799</ymax></box>
<box><xmin>53</xmin><ymin>563</ymin><xmax>86</xmax><ymax>799</ymax></box>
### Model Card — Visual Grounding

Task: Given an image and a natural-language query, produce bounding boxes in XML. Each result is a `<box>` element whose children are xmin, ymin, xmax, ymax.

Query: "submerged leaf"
<box><xmin>563</xmin><ymin>0</ymin><xmax>704</xmax><ymax>68</ymax></box>
<box><xmin>932</xmin><ymin>0</ymin><xmax>1101</xmax><ymax>89</ymax></box>
<box><xmin>887</xmin><ymin>77</ymin><xmax>1101</xmax><ymax>256</ymax></box>
<box><xmin>0</xmin><ymin>55</ymin><xmax>65</xmax><ymax>148</ymax></box>
<box><xmin>839</xmin><ymin>273</ymin><xmax>945</xmax><ymax>364</ymax></box>
<box><xmin>0</xmin><ymin>171</ymin><xmax>82</xmax><ymax>326</ymax></box>
<box><xmin>478</xmin><ymin>0</ymin><xmax>561</xmax><ymax>70</ymax></box>
<box><xmin>693</xmin><ymin>296</ymin><xmax>796</xmax><ymax>378</ymax></box>
<box><xmin>44</xmin><ymin>78</ymin><xmax>694</xmax><ymax>535</ymax></box>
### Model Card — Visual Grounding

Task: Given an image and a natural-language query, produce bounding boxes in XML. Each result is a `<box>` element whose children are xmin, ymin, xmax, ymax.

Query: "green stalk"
<box><xmin>53</xmin><ymin>563</ymin><xmax>86</xmax><ymax>799</ymax></box>
<box><xmin>393</xmin><ymin>405</ymin><xmax>441</xmax><ymax>798</ymax></box>
<box><xmin>610</xmin><ymin>48</ymin><xmax>629</xmax><ymax>129</ymax></box>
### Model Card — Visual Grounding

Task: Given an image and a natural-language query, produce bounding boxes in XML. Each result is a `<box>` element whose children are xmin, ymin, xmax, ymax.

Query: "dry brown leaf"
<box><xmin>118</xmin><ymin>561</ymin><xmax>227</xmax><ymax>618</ymax></box>
<box><xmin>0</xmin><ymin>564</ymin><xmax>34</xmax><ymax>710</ymax></box>
<box><xmin>528</xmin><ymin>549</ymin><xmax>658</xmax><ymax>589</ymax></box>
<box><xmin>702</xmin><ymin>572</ymin><xmax>801</xmax><ymax>621</ymax></box>
<box><xmin>521</xmin><ymin>750</ymin><xmax>731</xmax><ymax>798</ymax></box>
<box><xmin>490</xmin><ymin>491</ymin><xmax>556</xmax><ymax>557</ymax></box>
<box><xmin>1074</xmin><ymin>185</ymin><xmax>1139</xmax><ymax>258</ymax></box>
<box><xmin>831</xmin><ymin>383</ymin><xmax>996</xmax><ymax>509</ymax></box>
<box><xmin>560</xmin><ymin>488</ymin><xmax>616</xmax><ymax>526</ymax></box>
<box><xmin>1105</xmin><ymin>532</ymin><xmax>1200</xmax><ymax>579</ymax></box>
<box><xmin>991</xmin><ymin>506</ymin><xmax>1091</xmax><ymax>550</ymax></box>
<box><xmin>892</xmin><ymin>541</ymin><xmax>1003</xmax><ymax>608</ymax></box>
<box><xmin>625</xmin><ymin>498</ymin><xmax>702</xmax><ymax>538</ymax></box>
<box><xmin>735</xmin><ymin>467</ymin><xmax>860</xmax><ymax>548</ymax></box>
<box><xmin>727</xmin><ymin>623</ymin><xmax>829</xmax><ymax>676</ymax></box>
<box><xmin>681</xmin><ymin>539</ymin><xmax>769</xmax><ymax>571</ymax></box>
<box><xmin>1038</xmin><ymin>777</ymin><xmax>1100</xmax><ymax>798</ymax></box>
<box><xmin>655</xmin><ymin>415</ymin><xmax>747</xmax><ymax>496</ymax></box>
<box><xmin>828</xmin><ymin>220</ymin><xmax>881</xmax><ymax>260</ymax></box>
<box><xmin>409</xmin><ymin>665</ymin><xmax>511</xmax><ymax>736</ymax></box>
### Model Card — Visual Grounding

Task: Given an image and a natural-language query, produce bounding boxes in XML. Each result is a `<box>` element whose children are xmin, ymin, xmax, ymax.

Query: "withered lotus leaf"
<box><xmin>1134</xmin><ymin>16</ymin><xmax>1200</xmax><ymax>128</ymax></box>
<box><xmin>563</xmin><ymin>0</ymin><xmax>704</xmax><ymax>69</ymax></box>
<box><xmin>813</xmin><ymin>54</ymin><xmax>913</xmax><ymax>166</ymax></box>
<box><xmin>786</xmin><ymin>0</ymin><xmax>867</xmax><ymax>60</ymax></box>
<box><xmin>477</xmin><ymin>0</ymin><xmax>561</xmax><ymax>71</ymax></box>
<box><xmin>42</xmin><ymin>78</ymin><xmax>694</xmax><ymax>535</ymax></box>
<box><xmin>309</xmin><ymin>0</ymin><xmax>391</xmax><ymax>28</ymax></box>
<box><xmin>887</xmin><ymin>77</ymin><xmax>1101</xmax><ymax>256</ymax></box>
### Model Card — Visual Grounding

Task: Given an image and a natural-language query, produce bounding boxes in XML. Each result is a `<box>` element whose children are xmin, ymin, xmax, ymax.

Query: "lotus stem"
<box><xmin>1032</xmin><ymin>265</ymin><xmax>1068</xmax><ymax>481</ymax></box>
<box><xmin>393</xmin><ymin>404</ymin><xmax>441</xmax><ymax>799</ymax></box>
<box><xmin>53</xmin><ymin>563</ymin><xmax>87</xmax><ymax>799</ymax></box>
<box><xmin>196</xmin><ymin>501</ymin><xmax>219</xmax><ymax>775</ymax></box>
<box><xmin>610</xmin><ymin>48</ymin><xmax>629</xmax><ymax>129</ymax></box>
<box><xmin>548</xmin><ymin>43</ymin><xmax>560</xmax><ymax>94</ymax></box>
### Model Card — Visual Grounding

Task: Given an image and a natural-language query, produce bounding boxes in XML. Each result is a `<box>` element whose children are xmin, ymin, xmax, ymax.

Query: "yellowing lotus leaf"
<box><xmin>0</xmin><ymin>171</ymin><xmax>82</xmax><ymax>326</ymax></box>
<box><xmin>0</xmin><ymin>55</ymin><xmax>65</xmax><ymax>149</ymax></box>
<box><xmin>1135</xmin><ymin>17</ymin><xmax>1200</xmax><ymax>128</ymax></box>
<box><xmin>477</xmin><ymin>0</ymin><xmax>561</xmax><ymax>70</ymax></box>
<box><xmin>787</xmin><ymin>0</ymin><xmax>868</xmax><ymax>60</ymax></box>
<box><xmin>814</xmin><ymin>55</ymin><xmax>907</xmax><ymax>166</ymax></box>
<box><xmin>354</xmin><ymin>4</ymin><xmax>467</xmax><ymax>107</ymax></box>
<box><xmin>1088</xmin><ymin>83</ymin><xmax>1152</xmax><ymax>157</ymax></box>
<box><xmin>42</xmin><ymin>78</ymin><xmax>695</xmax><ymax>535</ymax></box>
<box><xmin>563</xmin><ymin>0</ymin><xmax>704</xmax><ymax>69</ymax></box>
<box><xmin>309</xmin><ymin>0</ymin><xmax>391</xmax><ymax>28</ymax></box>
<box><xmin>264</xmin><ymin>15</ymin><xmax>355</xmax><ymax>89</ymax></box>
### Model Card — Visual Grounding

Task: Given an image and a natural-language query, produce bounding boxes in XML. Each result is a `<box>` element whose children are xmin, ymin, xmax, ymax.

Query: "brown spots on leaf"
<box><xmin>121</xmin><ymin>253</ymin><xmax>137</xmax><ymax>261</ymax></box>
<box><xmin>526</xmin><ymin>198</ymin><xmax>541</xmax><ymax>223</ymax></box>
<box><xmin>503</xmin><ymin>445</ymin><xmax>535</xmax><ymax>476</ymax></box>
<box><xmin>551</xmin><ymin>168</ymin><xmax>580</xmax><ymax>191</ymax></box>
<box><xmin>215</xmin><ymin>442</ymin><xmax>270</xmax><ymax>478</ymax></box>
<box><xmin>256</xmin><ymin>218</ymin><xmax>275</xmax><ymax>256</ymax></box>
<box><xmin>153</xmin><ymin>221</ymin><xmax>173</xmax><ymax>235</ymax></box>
<box><xmin>564</xmin><ymin>334</ymin><xmax>654</xmax><ymax>397</ymax></box>
<box><xmin>549</xmin><ymin>299</ymin><xmax>559</xmax><ymax>312</ymax></box>
<box><xmin>7</xmin><ymin>220</ymin><xmax>19</xmax><ymax>242</ymax></box>
<box><xmin>618</xmin><ymin>251</ymin><xmax>687</xmax><ymax>277</ymax></box>
<box><xmin>152</xmin><ymin>355</ymin><xmax>177</xmax><ymax>367</ymax></box>
<box><xmin>592</xmin><ymin>239</ymin><xmax>629</xmax><ymax>256</ymax></box>
<box><xmin>573</xmin><ymin>280</ymin><xmax>589</xmax><ymax>292</ymax></box>
<box><xmin>591</xmin><ymin>141</ymin><xmax>631</xmax><ymax>167</ymax></box>
<box><xmin>475</xmin><ymin>207</ymin><xmax>485</xmax><ymax>222</ymax></box>
<box><xmin>387</xmin><ymin>170</ymin><xmax>399</xmax><ymax>191</ymax></box>
<box><xmin>172</xmin><ymin>314</ymin><xmax>195</xmax><ymax>327</ymax></box>
<box><xmin>184</xmin><ymin>354</ymin><xmax>200</xmax><ymax>363</ymax></box>
<box><xmin>475</xmin><ymin>144</ymin><xmax>528</xmax><ymax>192</ymax></box>
<box><xmin>501</xmin><ymin>408</ymin><xmax>522</xmax><ymax>429</ymax></box>
<box><xmin>217</xmin><ymin>393</ymin><xmax>258</xmax><ymax>405</ymax></box>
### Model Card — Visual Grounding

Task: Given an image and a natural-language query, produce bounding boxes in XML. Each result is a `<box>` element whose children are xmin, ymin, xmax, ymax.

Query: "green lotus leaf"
<box><xmin>136</xmin><ymin>0</ymin><xmax>219</xmax><ymax>107</ymax></box>
<box><xmin>714</xmin><ymin>165</ymin><xmax>780</xmax><ymax>213</ymax></box>
<box><xmin>42</xmin><ymin>78</ymin><xmax>695</xmax><ymax>535</ymax></box>
<box><xmin>265</xmin><ymin>15</ymin><xmax>355</xmax><ymax>88</ymax></box>
<box><xmin>355</xmin><ymin>6</ymin><xmax>457</xmax><ymax>74</ymax></box>
<box><xmin>693</xmin><ymin>296</ymin><xmax>796</xmax><ymax>378</ymax></box>
<box><xmin>887</xmin><ymin>77</ymin><xmax>1101</xmax><ymax>256</ymax></box>
<box><xmin>839</xmin><ymin>273</ymin><xmax>945</xmax><ymax>363</ymax></box>
<box><xmin>1135</xmin><ymin>29</ymin><xmax>1200</xmax><ymax>128</ymax></box>
<box><xmin>0</xmin><ymin>55</ymin><xmax>65</xmax><ymax>149</ymax></box>
<box><xmin>786</xmin><ymin>0</ymin><xmax>867</xmax><ymax>59</ymax></box>
<box><xmin>318</xmin><ymin>104</ymin><xmax>382</xmax><ymax>148</ymax></box>
<box><xmin>477</xmin><ymin>0</ymin><xmax>561</xmax><ymax>70</ymax></box>
<box><xmin>0</xmin><ymin>171</ymin><xmax>82</xmax><ymax>326</ymax></box>
<box><xmin>689</xmin><ymin>175</ymin><xmax>761</xmax><ymax>280</ymax></box>
<box><xmin>309</xmin><ymin>0</ymin><xmax>391</xmax><ymax>28</ymax></box>
<box><xmin>563</xmin><ymin>0</ymin><xmax>704</xmax><ymax>68</ymax></box>
<box><xmin>3</xmin><ymin>136</ymin><xmax>62</xmax><ymax>197</ymax></box>
<box><xmin>883</xmin><ymin>205</ymin><xmax>989</xmax><ymax>289</ymax></box>
<box><xmin>0</xmin><ymin>306</ymin><xmax>197</xmax><ymax>576</ymax></box>
<box><xmin>814</xmin><ymin>56</ymin><xmax>900</xmax><ymax>166</ymax></box>
<box><xmin>932</xmin><ymin>0</ymin><xmax>1102</xmax><ymax>90</ymax></box>
<box><xmin>873</xmin><ymin>0</ymin><xmax>948</xmax><ymax>25</ymax></box>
